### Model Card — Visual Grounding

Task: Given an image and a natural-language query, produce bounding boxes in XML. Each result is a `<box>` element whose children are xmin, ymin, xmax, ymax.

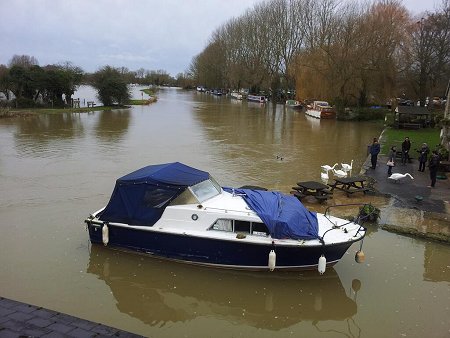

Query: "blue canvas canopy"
<box><xmin>99</xmin><ymin>162</ymin><xmax>209</xmax><ymax>226</ymax></box>
<box><xmin>225</xmin><ymin>188</ymin><xmax>319</xmax><ymax>240</ymax></box>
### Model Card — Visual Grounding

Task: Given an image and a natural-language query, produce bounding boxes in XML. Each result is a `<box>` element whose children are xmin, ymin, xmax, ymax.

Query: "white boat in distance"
<box><xmin>230</xmin><ymin>91</ymin><xmax>243</xmax><ymax>100</ymax></box>
<box><xmin>247</xmin><ymin>95</ymin><xmax>267</xmax><ymax>103</ymax></box>
<box><xmin>85</xmin><ymin>162</ymin><xmax>367</xmax><ymax>273</ymax></box>
<box><xmin>305</xmin><ymin>101</ymin><xmax>336</xmax><ymax>119</ymax></box>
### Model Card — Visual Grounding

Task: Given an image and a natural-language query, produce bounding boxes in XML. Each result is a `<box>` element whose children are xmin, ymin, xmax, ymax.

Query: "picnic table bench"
<box><xmin>328</xmin><ymin>176</ymin><xmax>369</xmax><ymax>196</ymax></box>
<box><xmin>290</xmin><ymin>181</ymin><xmax>333</xmax><ymax>203</ymax></box>
<box><xmin>400</xmin><ymin>122</ymin><xmax>421</xmax><ymax>129</ymax></box>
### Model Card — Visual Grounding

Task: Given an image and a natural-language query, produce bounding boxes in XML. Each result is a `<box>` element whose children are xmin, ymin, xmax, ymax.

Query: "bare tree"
<box><xmin>407</xmin><ymin>0</ymin><xmax>450</xmax><ymax>106</ymax></box>
<box><xmin>9</xmin><ymin>55</ymin><xmax>39</xmax><ymax>68</ymax></box>
<box><xmin>188</xmin><ymin>0</ymin><xmax>445</xmax><ymax>108</ymax></box>
<box><xmin>360</xmin><ymin>0</ymin><xmax>410</xmax><ymax>104</ymax></box>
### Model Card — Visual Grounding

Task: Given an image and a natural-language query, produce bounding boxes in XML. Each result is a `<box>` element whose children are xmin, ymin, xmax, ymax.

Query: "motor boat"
<box><xmin>85</xmin><ymin>162</ymin><xmax>366</xmax><ymax>272</ymax></box>
<box><xmin>305</xmin><ymin>101</ymin><xmax>336</xmax><ymax>119</ymax></box>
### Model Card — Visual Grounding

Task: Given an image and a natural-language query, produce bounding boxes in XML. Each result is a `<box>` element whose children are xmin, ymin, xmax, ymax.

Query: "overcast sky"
<box><xmin>0</xmin><ymin>0</ymin><xmax>439</xmax><ymax>76</ymax></box>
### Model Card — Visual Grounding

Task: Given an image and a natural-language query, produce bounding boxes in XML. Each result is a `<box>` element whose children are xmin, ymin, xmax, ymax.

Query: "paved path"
<box><xmin>361</xmin><ymin>155</ymin><xmax>450</xmax><ymax>214</ymax></box>
<box><xmin>0</xmin><ymin>297</ymin><xmax>143</xmax><ymax>338</ymax></box>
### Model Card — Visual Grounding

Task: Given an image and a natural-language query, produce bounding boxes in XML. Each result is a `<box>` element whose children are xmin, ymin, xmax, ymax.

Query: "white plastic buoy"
<box><xmin>355</xmin><ymin>250</ymin><xmax>365</xmax><ymax>263</ymax></box>
<box><xmin>268</xmin><ymin>250</ymin><xmax>276</xmax><ymax>271</ymax></box>
<box><xmin>102</xmin><ymin>224</ymin><xmax>109</xmax><ymax>246</ymax></box>
<box><xmin>318</xmin><ymin>255</ymin><xmax>326</xmax><ymax>274</ymax></box>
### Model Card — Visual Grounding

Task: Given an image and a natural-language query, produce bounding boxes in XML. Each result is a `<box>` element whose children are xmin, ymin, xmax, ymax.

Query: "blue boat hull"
<box><xmin>86</xmin><ymin>222</ymin><xmax>359</xmax><ymax>270</ymax></box>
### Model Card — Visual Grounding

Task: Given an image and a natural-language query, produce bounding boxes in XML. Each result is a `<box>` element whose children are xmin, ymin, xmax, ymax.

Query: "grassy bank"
<box><xmin>5</xmin><ymin>105</ymin><xmax>128</xmax><ymax>116</ymax></box>
<box><xmin>141</xmin><ymin>88</ymin><xmax>156</xmax><ymax>96</ymax></box>
<box><xmin>129</xmin><ymin>96</ymin><xmax>157</xmax><ymax>105</ymax></box>
<box><xmin>380</xmin><ymin>127</ymin><xmax>441</xmax><ymax>154</ymax></box>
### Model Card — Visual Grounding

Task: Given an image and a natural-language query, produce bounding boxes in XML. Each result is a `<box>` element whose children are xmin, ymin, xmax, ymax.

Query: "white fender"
<box><xmin>318</xmin><ymin>255</ymin><xmax>326</xmax><ymax>274</ymax></box>
<box><xmin>102</xmin><ymin>224</ymin><xmax>109</xmax><ymax>246</ymax></box>
<box><xmin>268</xmin><ymin>250</ymin><xmax>276</xmax><ymax>271</ymax></box>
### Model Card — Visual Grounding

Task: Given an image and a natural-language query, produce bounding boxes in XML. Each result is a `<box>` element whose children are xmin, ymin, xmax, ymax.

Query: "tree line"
<box><xmin>2</xmin><ymin>0</ymin><xmax>448</xmax><ymax>110</ymax></box>
<box><xmin>187</xmin><ymin>0</ymin><xmax>450</xmax><ymax>107</ymax></box>
<box><xmin>0</xmin><ymin>55</ymin><xmax>180</xmax><ymax>108</ymax></box>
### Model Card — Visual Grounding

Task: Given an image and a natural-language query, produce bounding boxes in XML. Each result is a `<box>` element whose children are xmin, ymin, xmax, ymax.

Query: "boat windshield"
<box><xmin>190</xmin><ymin>178</ymin><xmax>221</xmax><ymax>203</ymax></box>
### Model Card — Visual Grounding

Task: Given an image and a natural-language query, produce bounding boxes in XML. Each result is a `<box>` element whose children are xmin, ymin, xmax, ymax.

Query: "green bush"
<box><xmin>92</xmin><ymin>66</ymin><xmax>131</xmax><ymax>106</ymax></box>
<box><xmin>337</xmin><ymin>106</ymin><xmax>389</xmax><ymax>121</ymax></box>
<box><xmin>358</xmin><ymin>204</ymin><xmax>380</xmax><ymax>223</ymax></box>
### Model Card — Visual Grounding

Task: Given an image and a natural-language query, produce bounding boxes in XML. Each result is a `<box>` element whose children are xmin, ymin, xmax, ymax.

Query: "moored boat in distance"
<box><xmin>286</xmin><ymin>99</ymin><xmax>303</xmax><ymax>110</ymax></box>
<box><xmin>85</xmin><ymin>162</ymin><xmax>366</xmax><ymax>273</ymax></box>
<box><xmin>230</xmin><ymin>91</ymin><xmax>243</xmax><ymax>100</ymax></box>
<box><xmin>247</xmin><ymin>94</ymin><xmax>267</xmax><ymax>103</ymax></box>
<box><xmin>305</xmin><ymin>101</ymin><xmax>336</xmax><ymax>119</ymax></box>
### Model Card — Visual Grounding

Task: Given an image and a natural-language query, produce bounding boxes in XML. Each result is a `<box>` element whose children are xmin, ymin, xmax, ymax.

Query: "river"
<box><xmin>0</xmin><ymin>86</ymin><xmax>448</xmax><ymax>337</ymax></box>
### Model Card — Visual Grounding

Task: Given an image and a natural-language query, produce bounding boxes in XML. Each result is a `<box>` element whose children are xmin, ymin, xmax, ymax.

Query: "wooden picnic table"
<box><xmin>328</xmin><ymin>176</ymin><xmax>369</xmax><ymax>196</ymax></box>
<box><xmin>290</xmin><ymin>181</ymin><xmax>333</xmax><ymax>202</ymax></box>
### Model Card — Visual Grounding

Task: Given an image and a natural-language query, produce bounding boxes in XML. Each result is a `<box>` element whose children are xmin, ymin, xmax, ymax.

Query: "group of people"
<box><xmin>369</xmin><ymin>137</ymin><xmax>440</xmax><ymax>188</ymax></box>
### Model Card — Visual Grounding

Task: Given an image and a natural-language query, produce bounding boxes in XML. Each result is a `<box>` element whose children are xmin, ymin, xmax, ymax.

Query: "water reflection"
<box><xmin>1</xmin><ymin>87</ymin><xmax>449</xmax><ymax>337</ymax></box>
<box><xmin>305</xmin><ymin>115</ymin><xmax>321</xmax><ymax>130</ymax></box>
<box><xmin>423</xmin><ymin>242</ymin><xmax>450</xmax><ymax>282</ymax></box>
<box><xmin>14</xmin><ymin>113</ymin><xmax>84</xmax><ymax>158</ymax></box>
<box><xmin>16</xmin><ymin>113</ymin><xmax>84</xmax><ymax>139</ymax></box>
<box><xmin>191</xmin><ymin>98</ymin><xmax>380</xmax><ymax>190</ymax></box>
<box><xmin>94</xmin><ymin>109</ymin><xmax>131</xmax><ymax>142</ymax></box>
<box><xmin>87</xmin><ymin>245</ymin><xmax>357</xmax><ymax>330</ymax></box>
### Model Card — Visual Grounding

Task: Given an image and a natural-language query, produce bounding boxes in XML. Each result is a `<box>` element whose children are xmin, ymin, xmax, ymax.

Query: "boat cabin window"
<box><xmin>234</xmin><ymin>220</ymin><xmax>250</xmax><ymax>233</ymax></box>
<box><xmin>169</xmin><ymin>188</ymin><xmax>198</xmax><ymax>206</ymax></box>
<box><xmin>212</xmin><ymin>219</ymin><xmax>232</xmax><ymax>231</ymax></box>
<box><xmin>252</xmin><ymin>222</ymin><xmax>271</xmax><ymax>236</ymax></box>
<box><xmin>211</xmin><ymin>219</ymin><xmax>269</xmax><ymax>236</ymax></box>
<box><xmin>143</xmin><ymin>188</ymin><xmax>176</xmax><ymax>208</ymax></box>
<box><xmin>189</xmin><ymin>178</ymin><xmax>221</xmax><ymax>203</ymax></box>
<box><xmin>170</xmin><ymin>177</ymin><xmax>221</xmax><ymax>206</ymax></box>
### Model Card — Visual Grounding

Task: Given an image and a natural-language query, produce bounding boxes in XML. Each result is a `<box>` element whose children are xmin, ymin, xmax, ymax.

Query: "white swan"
<box><xmin>333</xmin><ymin>168</ymin><xmax>348</xmax><ymax>178</ymax></box>
<box><xmin>341</xmin><ymin>160</ymin><xmax>353</xmax><ymax>172</ymax></box>
<box><xmin>388</xmin><ymin>173</ymin><xmax>414</xmax><ymax>181</ymax></box>
<box><xmin>321</xmin><ymin>163</ymin><xmax>338</xmax><ymax>181</ymax></box>
<box><xmin>321</xmin><ymin>163</ymin><xmax>337</xmax><ymax>171</ymax></box>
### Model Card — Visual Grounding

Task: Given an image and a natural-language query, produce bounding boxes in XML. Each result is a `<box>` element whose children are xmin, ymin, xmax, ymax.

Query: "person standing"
<box><xmin>418</xmin><ymin>143</ymin><xmax>429</xmax><ymax>172</ymax></box>
<box><xmin>428</xmin><ymin>150</ymin><xmax>439</xmax><ymax>187</ymax></box>
<box><xmin>401</xmin><ymin>137</ymin><xmax>411</xmax><ymax>165</ymax></box>
<box><xmin>369</xmin><ymin>138</ymin><xmax>381</xmax><ymax>169</ymax></box>
<box><xmin>387</xmin><ymin>146</ymin><xmax>396</xmax><ymax>177</ymax></box>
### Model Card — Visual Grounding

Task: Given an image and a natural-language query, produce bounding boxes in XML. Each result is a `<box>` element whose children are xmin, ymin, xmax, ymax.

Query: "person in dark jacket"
<box><xmin>401</xmin><ymin>137</ymin><xmax>411</xmax><ymax>165</ymax></box>
<box><xmin>428</xmin><ymin>150</ymin><xmax>439</xmax><ymax>187</ymax></box>
<box><xmin>369</xmin><ymin>138</ymin><xmax>381</xmax><ymax>169</ymax></box>
<box><xmin>387</xmin><ymin>146</ymin><xmax>396</xmax><ymax>177</ymax></box>
<box><xmin>417</xmin><ymin>143</ymin><xmax>429</xmax><ymax>172</ymax></box>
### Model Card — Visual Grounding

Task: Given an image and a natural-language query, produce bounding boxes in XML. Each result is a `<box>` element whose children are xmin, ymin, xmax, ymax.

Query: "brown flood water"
<box><xmin>0</xmin><ymin>87</ymin><xmax>449</xmax><ymax>337</ymax></box>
